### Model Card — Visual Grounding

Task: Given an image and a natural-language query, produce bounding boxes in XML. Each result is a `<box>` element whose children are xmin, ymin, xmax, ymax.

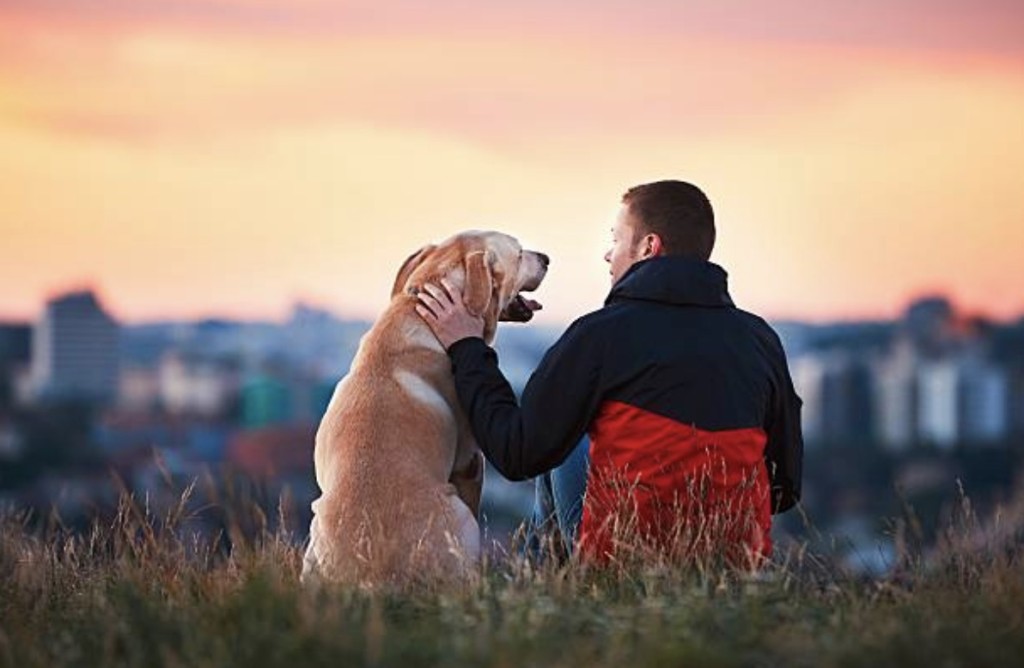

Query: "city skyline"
<box><xmin>4</xmin><ymin>284</ymin><xmax>1024</xmax><ymax>329</ymax></box>
<box><xmin>5</xmin><ymin>287</ymin><xmax>1024</xmax><ymax>453</ymax></box>
<box><xmin>2</xmin><ymin>1</ymin><xmax>1023</xmax><ymax>324</ymax></box>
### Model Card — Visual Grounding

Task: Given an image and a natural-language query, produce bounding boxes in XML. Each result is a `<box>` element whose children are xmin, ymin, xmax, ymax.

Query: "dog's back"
<box><xmin>302</xmin><ymin>306</ymin><xmax>479</xmax><ymax>586</ymax></box>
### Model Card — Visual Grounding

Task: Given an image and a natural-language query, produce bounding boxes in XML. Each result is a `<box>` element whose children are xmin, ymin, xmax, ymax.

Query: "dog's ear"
<box><xmin>391</xmin><ymin>244</ymin><xmax>437</xmax><ymax>297</ymax></box>
<box><xmin>463</xmin><ymin>250</ymin><xmax>494</xmax><ymax>317</ymax></box>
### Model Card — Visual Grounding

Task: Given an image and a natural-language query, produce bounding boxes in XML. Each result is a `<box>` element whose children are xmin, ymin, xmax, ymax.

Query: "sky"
<box><xmin>1</xmin><ymin>1</ymin><xmax>1023</xmax><ymax>326</ymax></box>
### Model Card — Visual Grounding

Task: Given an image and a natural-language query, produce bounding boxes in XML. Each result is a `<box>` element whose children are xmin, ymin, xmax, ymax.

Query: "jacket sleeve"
<box><xmin>763</xmin><ymin>333</ymin><xmax>804</xmax><ymax>514</ymax></box>
<box><xmin>447</xmin><ymin>317</ymin><xmax>605</xmax><ymax>481</ymax></box>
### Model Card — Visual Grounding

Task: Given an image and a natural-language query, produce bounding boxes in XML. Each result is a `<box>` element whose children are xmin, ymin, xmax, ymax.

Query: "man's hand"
<box><xmin>415</xmin><ymin>279</ymin><xmax>485</xmax><ymax>350</ymax></box>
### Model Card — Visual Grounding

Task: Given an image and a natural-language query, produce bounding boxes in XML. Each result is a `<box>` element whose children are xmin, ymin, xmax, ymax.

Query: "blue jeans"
<box><xmin>526</xmin><ymin>436</ymin><xmax>590</xmax><ymax>559</ymax></box>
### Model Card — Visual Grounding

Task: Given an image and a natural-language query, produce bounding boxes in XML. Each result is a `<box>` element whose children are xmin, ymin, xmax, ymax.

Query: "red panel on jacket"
<box><xmin>579</xmin><ymin>400</ymin><xmax>772</xmax><ymax>566</ymax></box>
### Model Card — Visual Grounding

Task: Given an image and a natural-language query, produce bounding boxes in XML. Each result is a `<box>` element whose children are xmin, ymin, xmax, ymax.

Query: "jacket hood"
<box><xmin>605</xmin><ymin>256</ymin><xmax>734</xmax><ymax>308</ymax></box>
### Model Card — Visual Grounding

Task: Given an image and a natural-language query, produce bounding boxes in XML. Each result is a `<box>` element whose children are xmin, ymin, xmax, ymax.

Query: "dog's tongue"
<box><xmin>499</xmin><ymin>294</ymin><xmax>543</xmax><ymax>322</ymax></box>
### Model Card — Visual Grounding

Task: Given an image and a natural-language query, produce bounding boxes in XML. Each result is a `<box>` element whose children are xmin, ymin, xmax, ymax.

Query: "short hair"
<box><xmin>622</xmin><ymin>180</ymin><xmax>715</xmax><ymax>260</ymax></box>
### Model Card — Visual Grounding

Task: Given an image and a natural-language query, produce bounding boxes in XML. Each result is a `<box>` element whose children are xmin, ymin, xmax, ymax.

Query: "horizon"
<box><xmin>1</xmin><ymin>283</ymin><xmax>1020</xmax><ymax>330</ymax></box>
<box><xmin>3</xmin><ymin>1</ymin><xmax>1023</xmax><ymax>325</ymax></box>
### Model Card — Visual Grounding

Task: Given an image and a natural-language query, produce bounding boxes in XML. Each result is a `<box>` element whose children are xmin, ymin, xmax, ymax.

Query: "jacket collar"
<box><xmin>605</xmin><ymin>256</ymin><xmax>735</xmax><ymax>308</ymax></box>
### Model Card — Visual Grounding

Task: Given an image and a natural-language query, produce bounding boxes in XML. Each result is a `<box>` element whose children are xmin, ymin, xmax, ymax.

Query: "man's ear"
<box><xmin>463</xmin><ymin>250</ymin><xmax>494</xmax><ymax>317</ymax></box>
<box><xmin>391</xmin><ymin>244</ymin><xmax>437</xmax><ymax>297</ymax></box>
<box><xmin>640</xmin><ymin>232</ymin><xmax>664</xmax><ymax>259</ymax></box>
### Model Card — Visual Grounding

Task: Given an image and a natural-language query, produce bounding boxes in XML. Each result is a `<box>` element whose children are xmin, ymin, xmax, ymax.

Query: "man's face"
<box><xmin>604</xmin><ymin>203</ymin><xmax>644</xmax><ymax>286</ymax></box>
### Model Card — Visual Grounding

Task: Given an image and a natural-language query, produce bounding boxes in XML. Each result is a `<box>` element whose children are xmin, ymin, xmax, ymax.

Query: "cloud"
<box><xmin>5</xmin><ymin>19</ymin><xmax>1000</xmax><ymax>151</ymax></box>
<box><xmin>3</xmin><ymin>0</ymin><xmax>1024</xmax><ymax>57</ymax></box>
<box><xmin>2</xmin><ymin>1</ymin><xmax>1023</xmax><ymax>321</ymax></box>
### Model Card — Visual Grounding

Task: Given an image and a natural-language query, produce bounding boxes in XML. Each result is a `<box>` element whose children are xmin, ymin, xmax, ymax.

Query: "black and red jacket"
<box><xmin>448</xmin><ymin>256</ymin><xmax>803</xmax><ymax>560</ymax></box>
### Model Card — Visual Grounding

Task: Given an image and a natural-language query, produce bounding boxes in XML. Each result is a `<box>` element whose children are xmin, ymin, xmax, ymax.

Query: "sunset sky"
<box><xmin>2</xmin><ymin>1</ymin><xmax>1023</xmax><ymax>326</ymax></box>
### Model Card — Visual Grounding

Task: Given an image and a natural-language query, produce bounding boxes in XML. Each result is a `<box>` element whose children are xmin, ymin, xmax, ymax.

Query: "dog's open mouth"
<box><xmin>499</xmin><ymin>293</ymin><xmax>543</xmax><ymax>322</ymax></box>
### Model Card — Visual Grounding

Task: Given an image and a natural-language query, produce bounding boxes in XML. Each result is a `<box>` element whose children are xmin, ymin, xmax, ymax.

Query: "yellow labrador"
<box><xmin>302</xmin><ymin>231</ymin><xmax>548</xmax><ymax>586</ymax></box>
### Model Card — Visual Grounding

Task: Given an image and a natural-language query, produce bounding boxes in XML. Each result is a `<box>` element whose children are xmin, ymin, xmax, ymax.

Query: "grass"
<box><xmin>1</xmin><ymin>481</ymin><xmax>1023</xmax><ymax>668</ymax></box>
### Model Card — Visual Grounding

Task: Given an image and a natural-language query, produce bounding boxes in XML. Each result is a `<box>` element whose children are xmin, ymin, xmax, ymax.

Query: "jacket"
<box><xmin>447</xmin><ymin>256</ymin><xmax>803</xmax><ymax>560</ymax></box>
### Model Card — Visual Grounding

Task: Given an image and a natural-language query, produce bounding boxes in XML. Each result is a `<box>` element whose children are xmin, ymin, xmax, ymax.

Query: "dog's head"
<box><xmin>392</xmin><ymin>231</ymin><xmax>549</xmax><ymax>342</ymax></box>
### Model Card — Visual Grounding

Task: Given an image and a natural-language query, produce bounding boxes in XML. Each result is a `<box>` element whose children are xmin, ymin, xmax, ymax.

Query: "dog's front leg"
<box><xmin>449</xmin><ymin>450</ymin><xmax>484</xmax><ymax>519</ymax></box>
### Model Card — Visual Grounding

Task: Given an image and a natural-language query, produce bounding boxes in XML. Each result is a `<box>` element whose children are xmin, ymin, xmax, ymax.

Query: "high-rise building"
<box><xmin>790</xmin><ymin>351</ymin><xmax>874</xmax><ymax>447</ymax></box>
<box><xmin>959</xmin><ymin>360</ymin><xmax>1009</xmax><ymax>445</ymax></box>
<box><xmin>873</xmin><ymin>343</ymin><xmax>918</xmax><ymax>452</ymax></box>
<box><xmin>31</xmin><ymin>290</ymin><xmax>119</xmax><ymax>403</ymax></box>
<box><xmin>916</xmin><ymin>355</ymin><xmax>1010</xmax><ymax>449</ymax></box>
<box><xmin>917</xmin><ymin>360</ymin><xmax>960</xmax><ymax>449</ymax></box>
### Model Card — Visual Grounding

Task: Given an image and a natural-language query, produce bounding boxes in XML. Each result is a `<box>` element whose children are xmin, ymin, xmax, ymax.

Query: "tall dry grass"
<box><xmin>1</xmin><ymin>473</ymin><xmax>1023</xmax><ymax>668</ymax></box>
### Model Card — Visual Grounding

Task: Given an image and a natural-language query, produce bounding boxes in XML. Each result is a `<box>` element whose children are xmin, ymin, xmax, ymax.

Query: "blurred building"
<box><xmin>0</xmin><ymin>323</ymin><xmax>31</xmax><ymax>410</ymax></box>
<box><xmin>284</xmin><ymin>302</ymin><xmax>363</xmax><ymax>378</ymax></box>
<box><xmin>118</xmin><ymin>364</ymin><xmax>161</xmax><ymax>413</ymax></box>
<box><xmin>1009</xmin><ymin>368</ymin><xmax>1024</xmax><ymax>439</ymax></box>
<box><xmin>990</xmin><ymin>323</ymin><xmax>1024</xmax><ymax>440</ymax></box>
<box><xmin>790</xmin><ymin>355</ymin><xmax>826</xmax><ymax>444</ymax></box>
<box><xmin>916</xmin><ymin>356</ymin><xmax>1009</xmax><ymax>449</ymax></box>
<box><xmin>30</xmin><ymin>290</ymin><xmax>119</xmax><ymax>403</ymax></box>
<box><xmin>241</xmin><ymin>374</ymin><xmax>294</xmax><ymax>428</ymax></box>
<box><xmin>240</xmin><ymin>364</ymin><xmax>335</xmax><ymax>429</ymax></box>
<box><xmin>917</xmin><ymin>359</ymin><xmax>960</xmax><ymax>449</ymax></box>
<box><xmin>157</xmin><ymin>351</ymin><xmax>240</xmax><ymax>418</ymax></box>
<box><xmin>904</xmin><ymin>296</ymin><xmax>956</xmax><ymax>358</ymax></box>
<box><xmin>869</xmin><ymin>300</ymin><xmax>1013</xmax><ymax>451</ymax></box>
<box><xmin>959</xmin><ymin>359</ymin><xmax>1009</xmax><ymax>445</ymax></box>
<box><xmin>0</xmin><ymin>324</ymin><xmax>31</xmax><ymax>366</ymax></box>
<box><xmin>873</xmin><ymin>343</ymin><xmax>918</xmax><ymax>452</ymax></box>
<box><xmin>790</xmin><ymin>352</ymin><xmax>873</xmax><ymax>447</ymax></box>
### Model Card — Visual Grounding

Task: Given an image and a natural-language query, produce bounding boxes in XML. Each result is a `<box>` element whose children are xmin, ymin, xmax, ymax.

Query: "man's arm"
<box><xmin>763</xmin><ymin>333</ymin><xmax>804</xmax><ymax>514</ymax></box>
<box><xmin>415</xmin><ymin>280</ymin><xmax>605</xmax><ymax>481</ymax></box>
<box><xmin>447</xmin><ymin>319</ymin><xmax>605</xmax><ymax>480</ymax></box>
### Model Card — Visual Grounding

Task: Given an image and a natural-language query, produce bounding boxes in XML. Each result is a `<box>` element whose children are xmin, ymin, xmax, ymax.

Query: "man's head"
<box><xmin>604</xmin><ymin>180</ymin><xmax>716</xmax><ymax>285</ymax></box>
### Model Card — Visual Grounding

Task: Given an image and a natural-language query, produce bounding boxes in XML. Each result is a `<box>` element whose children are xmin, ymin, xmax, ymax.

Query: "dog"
<box><xmin>301</xmin><ymin>231</ymin><xmax>548</xmax><ymax>586</ymax></box>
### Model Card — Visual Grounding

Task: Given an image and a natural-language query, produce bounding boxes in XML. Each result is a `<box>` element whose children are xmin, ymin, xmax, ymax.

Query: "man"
<box><xmin>416</xmin><ymin>180</ymin><xmax>802</xmax><ymax>565</ymax></box>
